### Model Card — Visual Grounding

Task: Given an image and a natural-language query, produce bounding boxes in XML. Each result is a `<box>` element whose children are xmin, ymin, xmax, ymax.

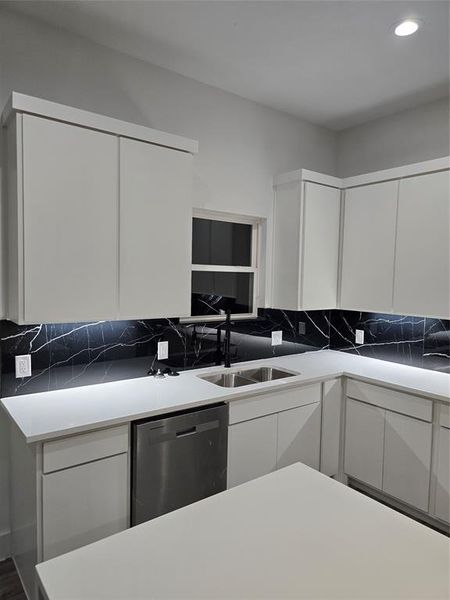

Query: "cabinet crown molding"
<box><xmin>274</xmin><ymin>157</ymin><xmax>450</xmax><ymax>189</ymax></box>
<box><xmin>1</xmin><ymin>92</ymin><xmax>199</xmax><ymax>154</ymax></box>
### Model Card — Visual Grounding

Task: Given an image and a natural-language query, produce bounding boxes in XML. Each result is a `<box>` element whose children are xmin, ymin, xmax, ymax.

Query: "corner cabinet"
<box><xmin>339</xmin><ymin>161</ymin><xmax>450</xmax><ymax>318</ymax></box>
<box><xmin>344</xmin><ymin>380</ymin><xmax>434</xmax><ymax>514</ymax></box>
<box><xmin>272</xmin><ymin>172</ymin><xmax>341</xmax><ymax>310</ymax></box>
<box><xmin>3</xmin><ymin>93</ymin><xmax>197</xmax><ymax>324</ymax></box>
<box><xmin>340</xmin><ymin>181</ymin><xmax>398</xmax><ymax>313</ymax></box>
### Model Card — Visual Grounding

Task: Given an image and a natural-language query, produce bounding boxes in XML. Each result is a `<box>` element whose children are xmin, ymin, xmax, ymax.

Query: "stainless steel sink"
<box><xmin>199</xmin><ymin>366</ymin><xmax>298</xmax><ymax>388</ymax></box>
<box><xmin>238</xmin><ymin>366</ymin><xmax>297</xmax><ymax>383</ymax></box>
<box><xmin>201</xmin><ymin>373</ymin><xmax>257</xmax><ymax>388</ymax></box>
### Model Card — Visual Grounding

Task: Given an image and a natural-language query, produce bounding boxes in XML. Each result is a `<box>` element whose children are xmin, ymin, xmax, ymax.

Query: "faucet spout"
<box><xmin>224</xmin><ymin>309</ymin><xmax>232</xmax><ymax>368</ymax></box>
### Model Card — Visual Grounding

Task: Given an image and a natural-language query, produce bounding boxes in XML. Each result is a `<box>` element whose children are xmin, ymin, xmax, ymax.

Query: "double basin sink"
<box><xmin>199</xmin><ymin>366</ymin><xmax>298</xmax><ymax>388</ymax></box>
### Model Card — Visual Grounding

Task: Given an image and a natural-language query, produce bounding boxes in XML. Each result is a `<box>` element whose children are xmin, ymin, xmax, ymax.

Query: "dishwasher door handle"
<box><xmin>176</xmin><ymin>426</ymin><xmax>197</xmax><ymax>438</ymax></box>
<box><xmin>175</xmin><ymin>419</ymin><xmax>220</xmax><ymax>438</ymax></box>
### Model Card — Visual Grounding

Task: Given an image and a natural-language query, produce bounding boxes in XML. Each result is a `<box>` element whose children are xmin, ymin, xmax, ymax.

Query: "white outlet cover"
<box><xmin>355</xmin><ymin>329</ymin><xmax>365</xmax><ymax>345</ymax></box>
<box><xmin>15</xmin><ymin>354</ymin><xmax>32</xmax><ymax>378</ymax></box>
<box><xmin>272</xmin><ymin>330</ymin><xmax>283</xmax><ymax>346</ymax></box>
<box><xmin>157</xmin><ymin>341</ymin><xmax>169</xmax><ymax>360</ymax></box>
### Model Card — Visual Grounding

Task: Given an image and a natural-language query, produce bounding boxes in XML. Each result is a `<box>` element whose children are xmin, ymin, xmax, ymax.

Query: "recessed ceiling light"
<box><xmin>394</xmin><ymin>20</ymin><xmax>420</xmax><ymax>37</ymax></box>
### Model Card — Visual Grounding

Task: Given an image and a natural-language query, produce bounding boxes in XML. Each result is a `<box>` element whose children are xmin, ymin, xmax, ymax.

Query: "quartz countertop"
<box><xmin>2</xmin><ymin>350</ymin><xmax>449</xmax><ymax>443</ymax></box>
<box><xmin>36</xmin><ymin>462</ymin><xmax>450</xmax><ymax>600</ymax></box>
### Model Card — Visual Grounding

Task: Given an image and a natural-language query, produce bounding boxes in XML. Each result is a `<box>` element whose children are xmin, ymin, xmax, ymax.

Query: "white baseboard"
<box><xmin>0</xmin><ymin>528</ymin><xmax>11</xmax><ymax>561</ymax></box>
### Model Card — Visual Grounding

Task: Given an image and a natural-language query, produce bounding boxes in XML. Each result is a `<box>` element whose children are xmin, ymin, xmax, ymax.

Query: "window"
<box><xmin>190</xmin><ymin>210</ymin><xmax>260</xmax><ymax>320</ymax></box>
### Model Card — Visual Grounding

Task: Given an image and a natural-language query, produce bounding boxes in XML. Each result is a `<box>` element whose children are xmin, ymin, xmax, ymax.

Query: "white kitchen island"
<box><xmin>36</xmin><ymin>463</ymin><xmax>449</xmax><ymax>600</ymax></box>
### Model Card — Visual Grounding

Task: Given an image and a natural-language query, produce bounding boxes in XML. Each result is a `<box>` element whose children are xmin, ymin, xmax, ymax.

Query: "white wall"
<box><xmin>337</xmin><ymin>97</ymin><xmax>450</xmax><ymax>177</ymax></box>
<box><xmin>0</xmin><ymin>7</ymin><xmax>337</xmax><ymax>320</ymax></box>
<box><xmin>0</xmin><ymin>8</ymin><xmax>338</xmax><ymax>559</ymax></box>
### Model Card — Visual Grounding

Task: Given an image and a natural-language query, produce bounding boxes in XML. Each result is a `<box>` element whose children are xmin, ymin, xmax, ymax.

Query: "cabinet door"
<box><xmin>340</xmin><ymin>181</ymin><xmax>398</xmax><ymax>312</ymax></box>
<box><xmin>383</xmin><ymin>411</ymin><xmax>432</xmax><ymax>512</ymax></box>
<box><xmin>119</xmin><ymin>138</ymin><xmax>193</xmax><ymax>319</ymax></box>
<box><xmin>301</xmin><ymin>183</ymin><xmax>340</xmax><ymax>309</ymax></box>
<box><xmin>344</xmin><ymin>398</ymin><xmax>385</xmax><ymax>489</ymax></box>
<box><xmin>320</xmin><ymin>379</ymin><xmax>342</xmax><ymax>477</ymax></box>
<box><xmin>22</xmin><ymin>115</ymin><xmax>118</xmax><ymax>323</ymax></box>
<box><xmin>42</xmin><ymin>454</ymin><xmax>128</xmax><ymax>561</ymax></box>
<box><xmin>393</xmin><ymin>171</ymin><xmax>450</xmax><ymax>318</ymax></box>
<box><xmin>272</xmin><ymin>181</ymin><xmax>301</xmax><ymax>310</ymax></box>
<box><xmin>434</xmin><ymin>426</ymin><xmax>449</xmax><ymax>523</ymax></box>
<box><xmin>227</xmin><ymin>414</ymin><xmax>277</xmax><ymax>488</ymax></box>
<box><xmin>277</xmin><ymin>402</ymin><xmax>322</xmax><ymax>470</ymax></box>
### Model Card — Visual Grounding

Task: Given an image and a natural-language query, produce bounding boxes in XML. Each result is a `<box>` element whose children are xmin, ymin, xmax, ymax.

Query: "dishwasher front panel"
<box><xmin>131</xmin><ymin>403</ymin><xmax>228</xmax><ymax>526</ymax></box>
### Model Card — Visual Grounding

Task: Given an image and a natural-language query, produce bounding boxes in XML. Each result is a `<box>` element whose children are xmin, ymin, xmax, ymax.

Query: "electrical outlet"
<box><xmin>271</xmin><ymin>330</ymin><xmax>283</xmax><ymax>346</ymax></box>
<box><xmin>157</xmin><ymin>341</ymin><xmax>169</xmax><ymax>360</ymax></box>
<box><xmin>355</xmin><ymin>329</ymin><xmax>365</xmax><ymax>345</ymax></box>
<box><xmin>15</xmin><ymin>354</ymin><xmax>32</xmax><ymax>378</ymax></box>
<box><xmin>298</xmin><ymin>322</ymin><xmax>306</xmax><ymax>335</ymax></box>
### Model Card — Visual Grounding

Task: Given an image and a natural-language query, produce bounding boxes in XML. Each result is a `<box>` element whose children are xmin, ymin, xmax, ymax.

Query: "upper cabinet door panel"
<box><xmin>340</xmin><ymin>181</ymin><xmax>398</xmax><ymax>313</ymax></box>
<box><xmin>119</xmin><ymin>138</ymin><xmax>193</xmax><ymax>319</ymax></box>
<box><xmin>272</xmin><ymin>181</ymin><xmax>301</xmax><ymax>310</ymax></box>
<box><xmin>393</xmin><ymin>171</ymin><xmax>450</xmax><ymax>319</ymax></box>
<box><xmin>301</xmin><ymin>183</ymin><xmax>340</xmax><ymax>309</ymax></box>
<box><xmin>22</xmin><ymin>115</ymin><xmax>118</xmax><ymax>323</ymax></box>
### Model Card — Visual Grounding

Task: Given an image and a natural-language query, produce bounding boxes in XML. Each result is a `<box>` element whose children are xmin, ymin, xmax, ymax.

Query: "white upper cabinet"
<box><xmin>17</xmin><ymin>115</ymin><xmax>119</xmax><ymax>324</ymax></box>
<box><xmin>340</xmin><ymin>181</ymin><xmax>398</xmax><ymax>313</ymax></box>
<box><xmin>272</xmin><ymin>173</ymin><xmax>341</xmax><ymax>310</ymax></box>
<box><xmin>119</xmin><ymin>138</ymin><xmax>193</xmax><ymax>319</ymax></box>
<box><xmin>3</xmin><ymin>93</ymin><xmax>197</xmax><ymax>324</ymax></box>
<box><xmin>393</xmin><ymin>171</ymin><xmax>450</xmax><ymax>319</ymax></box>
<box><xmin>301</xmin><ymin>183</ymin><xmax>341</xmax><ymax>309</ymax></box>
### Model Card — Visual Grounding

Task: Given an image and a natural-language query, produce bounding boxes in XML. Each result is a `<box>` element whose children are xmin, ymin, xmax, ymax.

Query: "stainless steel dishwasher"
<box><xmin>131</xmin><ymin>403</ymin><xmax>228</xmax><ymax>526</ymax></box>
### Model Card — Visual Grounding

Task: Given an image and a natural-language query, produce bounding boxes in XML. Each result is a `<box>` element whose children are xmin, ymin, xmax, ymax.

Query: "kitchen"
<box><xmin>0</xmin><ymin>1</ymin><xmax>449</xmax><ymax>599</ymax></box>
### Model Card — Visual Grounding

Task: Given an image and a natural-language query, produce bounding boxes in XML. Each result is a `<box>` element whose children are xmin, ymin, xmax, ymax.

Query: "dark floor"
<box><xmin>0</xmin><ymin>559</ymin><xmax>26</xmax><ymax>600</ymax></box>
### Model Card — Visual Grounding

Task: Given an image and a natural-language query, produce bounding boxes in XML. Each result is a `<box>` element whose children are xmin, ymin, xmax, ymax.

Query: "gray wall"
<box><xmin>337</xmin><ymin>97</ymin><xmax>450</xmax><ymax>177</ymax></box>
<box><xmin>0</xmin><ymin>7</ymin><xmax>338</xmax><ymax>559</ymax></box>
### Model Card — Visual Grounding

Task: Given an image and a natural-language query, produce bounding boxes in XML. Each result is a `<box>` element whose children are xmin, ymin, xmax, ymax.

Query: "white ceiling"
<box><xmin>3</xmin><ymin>0</ymin><xmax>450</xmax><ymax>130</ymax></box>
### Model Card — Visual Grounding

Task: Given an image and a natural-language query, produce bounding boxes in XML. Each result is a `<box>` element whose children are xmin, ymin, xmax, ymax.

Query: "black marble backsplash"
<box><xmin>329</xmin><ymin>311</ymin><xmax>450</xmax><ymax>373</ymax></box>
<box><xmin>0</xmin><ymin>309</ymin><xmax>329</xmax><ymax>397</ymax></box>
<box><xmin>1</xmin><ymin>309</ymin><xmax>449</xmax><ymax>397</ymax></box>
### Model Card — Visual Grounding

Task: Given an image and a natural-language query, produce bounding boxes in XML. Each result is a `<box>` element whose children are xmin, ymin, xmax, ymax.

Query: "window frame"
<box><xmin>185</xmin><ymin>208</ymin><xmax>262</xmax><ymax>322</ymax></box>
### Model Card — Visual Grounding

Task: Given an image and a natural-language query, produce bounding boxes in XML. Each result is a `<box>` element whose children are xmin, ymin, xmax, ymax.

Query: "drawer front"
<box><xmin>346</xmin><ymin>379</ymin><xmax>432</xmax><ymax>422</ymax></box>
<box><xmin>229</xmin><ymin>383</ymin><xmax>321</xmax><ymax>425</ymax></box>
<box><xmin>439</xmin><ymin>404</ymin><xmax>450</xmax><ymax>429</ymax></box>
<box><xmin>43</xmin><ymin>425</ymin><xmax>129</xmax><ymax>473</ymax></box>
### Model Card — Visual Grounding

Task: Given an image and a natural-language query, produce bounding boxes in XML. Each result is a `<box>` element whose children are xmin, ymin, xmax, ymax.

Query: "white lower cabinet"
<box><xmin>42</xmin><ymin>453</ymin><xmax>129</xmax><ymax>561</ymax></box>
<box><xmin>434</xmin><ymin>426</ymin><xmax>450</xmax><ymax>523</ymax></box>
<box><xmin>227</xmin><ymin>384</ymin><xmax>323</xmax><ymax>488</ymax></box>
<box><xmin>345</xmin><ymin>387</ymin><xmax>434</xmax><ymax>515</ymax></box>
<box><xmin>227</xmin><ymin>414</ymin><xmax>278</xmax><ymax>488</ymax></box>
<box><xmin>344</xmin><ymin>398</ymin><xmax>385</xmax><ymax>489</ymax></box>
<box><xmin>382</xmin><ymin>411</ymin><xmax>432</xmax><ymax>512</ymax></box>
<box><xmin>277</xmin><ymin>403</ymin><xmax>321</xmax><ymax>470</ymax></box>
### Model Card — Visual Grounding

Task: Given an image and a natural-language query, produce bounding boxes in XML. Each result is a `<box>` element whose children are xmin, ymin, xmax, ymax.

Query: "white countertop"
<box><xmin>2</xmin><ymin>350</ymin><xmax>449</xmax><ymax>443</ymax></box>
<box><xmin>36</xmin><ymin>463</ymin><xmax>450</xmax><ymax>600</ymax></box>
